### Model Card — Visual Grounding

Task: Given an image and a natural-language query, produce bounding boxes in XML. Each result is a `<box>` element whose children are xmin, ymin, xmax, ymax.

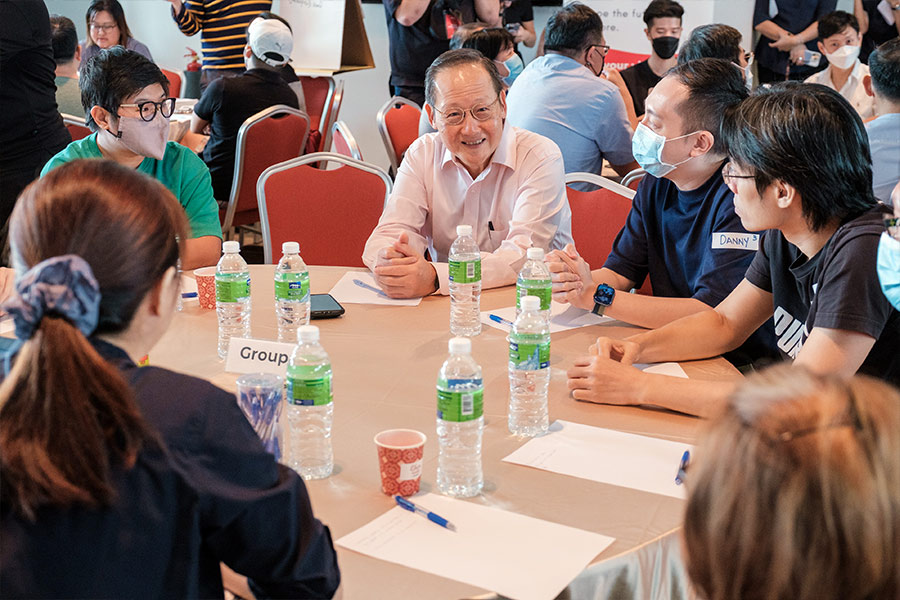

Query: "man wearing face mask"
<box><xmin>40</xmin><ymin>48</ymin><xmax>222</xmax><ymax>270</ymax></box>
<box><xmin>548</xmin><ymin>58</ymin><xmax>776</xmax><ymax>366</ymax></box>
<box><xmin>805</xmin><ymin>11</ymin><xmax>874</xmax><ymax>118</ymax></box>
<box><xmin>620</xmin><ymin>0</ymin><xmax>684</xmax><ymax>118</ymax></box>
<box><xmin>506</xmin><ymin>3</ymin><xmax>638</xmax><ymax>190</ymax></box>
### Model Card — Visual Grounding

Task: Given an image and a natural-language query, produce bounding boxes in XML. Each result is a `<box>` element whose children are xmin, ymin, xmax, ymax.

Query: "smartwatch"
<box><xmin>592</xmin><ymin>283</ymin><xmax>615</xmax><ymax>316</ymax></box>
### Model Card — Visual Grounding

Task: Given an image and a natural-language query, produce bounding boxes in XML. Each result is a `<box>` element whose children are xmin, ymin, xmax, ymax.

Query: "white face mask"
<box><xmin>825</xmin><ymin>44</ymin><xmax>860</xmax><ymax>70</ymax></box>
<box><xmin>110</xmin><ymin>114</ymin><xmax>169</xmax><ymax>160</ymax></box>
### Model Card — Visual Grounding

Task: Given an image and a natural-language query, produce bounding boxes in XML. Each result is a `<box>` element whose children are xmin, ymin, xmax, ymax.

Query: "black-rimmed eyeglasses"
<box><xmin>119</xmin><ymin>97</ymin><xmax>176</xmax><ymax>122</ymax></box>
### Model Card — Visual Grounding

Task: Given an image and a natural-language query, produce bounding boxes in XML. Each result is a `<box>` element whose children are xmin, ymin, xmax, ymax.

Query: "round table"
<box><xmin>154</xmin><ymin>265</ymin><xmax>741</xmax><ymax>599</ymax></box>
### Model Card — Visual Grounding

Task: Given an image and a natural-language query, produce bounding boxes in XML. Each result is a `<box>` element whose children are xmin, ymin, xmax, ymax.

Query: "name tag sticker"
<box><xmin>225</xmin><ymin>337</ymin><xmax>296</xmax><ymax>375</ymax></box>
<box><xmin>712</xmin><ymin>232</ymin><xmax>760</xmax><ymax>251</ymax></box>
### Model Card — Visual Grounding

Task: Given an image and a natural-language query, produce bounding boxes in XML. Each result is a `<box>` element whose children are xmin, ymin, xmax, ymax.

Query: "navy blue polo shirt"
<box><xmin>604</xmin><ymin>169</ymin><xmax>777</xmax><ymax>363</ymax></box>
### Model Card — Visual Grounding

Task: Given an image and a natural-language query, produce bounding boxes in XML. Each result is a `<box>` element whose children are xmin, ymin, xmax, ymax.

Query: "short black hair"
<box><xmin>80</xmin><ymin>47</ymin><xmax>169</xmax><ymax>131</ymax></box>
<box><xmin>50</xmin><ymin>15</ymin><xmax>78</xmax><ymax>63</ymax></box>
<box><xmin>721</xmin><ymin>82</ymin><xmax>875</xmax><ymax>232</ymax></box>
<box><xmin>424</xmin><ymin>49</ymin><xmax>503</xmax><ymax>107</ymax></box>
<box><xmin>868</xmin><ymin>37</ymin><xmax>900</xmax><ymax>102</ymax></box>
<box><xmin>818</xmin><ymin>10</ymin><xmax>859</xmax><ymax>40</ymax></box>
<box><xmin>677</xmin><ymin>24</ymin><xmax>742</xmax><ymax>65</ymax></box>
<box><xmin>544</xmin><ymin>3</ymin><xmax>603</xmax><ymax>56</ymax></box>
<box><xmin>643</xmin><ymin>0</ymin><xmax>684</xmax><ymax>27</ymax></box>
<box><xmin>665</xmin><ymin>58</ymin><xmax>749</xmax><ymax>155</ymax></box>
<box><xmin>463</xmin><ymin>27</ymin><xmax>514</xmax><ymax>61</ymax></box>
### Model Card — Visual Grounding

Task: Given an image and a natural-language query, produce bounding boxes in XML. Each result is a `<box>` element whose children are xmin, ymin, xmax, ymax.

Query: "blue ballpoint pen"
<box><xmin>353</xmin><ymin>278</ymin><xmax>390</xmax><ymax>298</ymax></box>
<box><xmin>394</xmin><ymin>496</ymin><xmax>457</xmax><ymax>532</ymax></box>
<box><xmin>489</xmin><ymin>314</ymin><xmax>514</xmax><ymax>327</ymax></box>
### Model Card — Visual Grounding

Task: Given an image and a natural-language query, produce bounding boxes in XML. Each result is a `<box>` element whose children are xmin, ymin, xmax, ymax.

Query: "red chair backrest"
<box><xmin>567</xmin><ymin>184</ymin><xmax>653</xmax><ymax>295</ymax></box>
<box><xmin>384</xmin><ymin>102</ymin><xmax>420</xmax><ymax>164</ymax></box>
<box><xmin>66</xmin><ymin>122</ymin><xmax>91</xmax><ymax>141</ymax></box>
<box><xmin>161</xmin><ymin>68</ymin><xmax>182</xmax><ymax>98</ymax></box>
<box><xmin>224</xmin><ymin>107</ymin><xmax>309</xmax><ymax>231</ymax></box>
<box><xmin>259</xmin><ymin>155</ymin><xmax>390</xmax><ymax>267</ymax></box>
<box><xmin>299</xmin><ymin>75</ymin><xmax>334</xmax><ymax>133</ymax></box>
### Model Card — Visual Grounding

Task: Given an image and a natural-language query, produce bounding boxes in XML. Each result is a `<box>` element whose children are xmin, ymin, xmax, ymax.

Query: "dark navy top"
<box><xmin>0</xmin><ymin>339</ymin><xmax>340</xmax><ymax>599</ymax></box>
<box><xmin>752</xmin><ymin>0</ymin><xmax>836</xmax><ymax>78</ymax></box>
<box><xmin>603</xmin><ymin>170</ymin><xmax>777</xmax><ymax>363</ymax></box>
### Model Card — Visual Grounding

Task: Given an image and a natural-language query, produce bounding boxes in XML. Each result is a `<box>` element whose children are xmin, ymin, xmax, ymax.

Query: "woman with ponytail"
<box><xmin>0</xmin><ymin>159</ymin><xmax>340</xmax><ymax>598</ymax></box>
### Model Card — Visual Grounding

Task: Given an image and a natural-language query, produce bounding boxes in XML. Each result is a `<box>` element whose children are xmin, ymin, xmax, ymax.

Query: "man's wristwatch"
<box><xmin>591</xmin><ymin>283</ymin><xmax>615</xmax><ymax>316</ymax></box>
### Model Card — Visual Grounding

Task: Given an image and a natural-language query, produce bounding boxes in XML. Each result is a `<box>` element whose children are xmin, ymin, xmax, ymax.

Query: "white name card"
<box><xmin>224</xmin><ymin>337</ymin><xmax>296</xmax><ymax>375</ymax></box>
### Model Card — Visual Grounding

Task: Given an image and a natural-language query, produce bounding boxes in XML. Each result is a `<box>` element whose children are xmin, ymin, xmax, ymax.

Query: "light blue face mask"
<box><xmin>877</xmin><ymin>231</ymin><xmax>900</xmax><ymax>310</ymax></box>
<box><xmin>631</xmin><ymin>122</ymin><xmax>697</xmax><ymax>178</ymax></box>
<box><xmin>502</xmin><ymin>54</ymin><xmax>524</xmax><ymax>86</ymax></box>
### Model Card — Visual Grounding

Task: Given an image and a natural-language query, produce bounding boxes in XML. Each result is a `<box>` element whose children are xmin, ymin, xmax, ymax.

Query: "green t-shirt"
<box><xmin>54</xmin><ymin>76</ymin><xmax>83</xmax><ymax>119</ymax></box>
<box><xmin>41</xmin><ymin>134</ymin><xmax>222</xmax><ymax>240</ymax></box>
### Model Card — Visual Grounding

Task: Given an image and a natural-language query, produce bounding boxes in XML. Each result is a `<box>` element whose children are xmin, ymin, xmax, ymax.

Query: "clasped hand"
<box><xmin>546</xmin><ymin>244</ymin><xmax>593</xmax><ymax>309</ymax></box>
<box><xmin>373</xmin><ymin>232</ymin><xmax>438</xmax><ymax>298</ymax></box>
<box><xmin>567</xmin><ymin>336</ymin><xmax>647</xmax><ymax>406</ymax></box>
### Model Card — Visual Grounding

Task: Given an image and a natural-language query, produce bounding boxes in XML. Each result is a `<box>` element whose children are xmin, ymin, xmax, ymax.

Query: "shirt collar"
<box><xmin>439</xmin><ymin>121</ymin><xmax>517</xmax><ymax>176</ymax></box>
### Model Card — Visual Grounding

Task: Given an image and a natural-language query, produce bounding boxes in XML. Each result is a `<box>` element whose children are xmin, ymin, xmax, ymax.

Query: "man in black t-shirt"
<box><xmin>620</xmin><ymin>0</ymin><xmax>684</xmax><ymax>117</ymax></box>
<box><xmin>383</xmin><ymin>0</ymin><xmax>500</xmax><ymax>107</ymax></box>
<box><xmin>568</xmin><ymin>83</ymin><xmax>899</xmax><ymax>418</ymax></box>
<box><xmin>191</xmin><ymin>13</ymin><xmax>300</xmax><ymax>209</ymax></box>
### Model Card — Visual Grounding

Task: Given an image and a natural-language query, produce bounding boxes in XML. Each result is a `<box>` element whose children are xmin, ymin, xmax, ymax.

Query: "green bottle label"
<box><xmin>509</xmin><ymin>334</ymin><xmax>550</xmax><ymax>370</ymax></box>
<box><xmin>516</xmin><ymin>280</ymin><xmax>552</xmax><ymax>310</ymax></box>
<box><xmin>448</xmin><ymin>259</ymin><xmax>482</xmax><ymax>284</ymax></box>
<box><xmin>436</xmin><ymin>379</ymin><xmax>484</xmax><ymax>422</ymax></box>
<box><xmin>215</xmin><ymin>277</ymin><xmax>250</xmax><ymax>302</ymax></box>
<box><xmin>275</xmin><ymin>272</ymin><xmax>310</xmax><ymax>302</ymax></box>
<box><xmin>287</xmin><ymin>371</ymin><xmax>333</xmax><ymax>406</ymax></box>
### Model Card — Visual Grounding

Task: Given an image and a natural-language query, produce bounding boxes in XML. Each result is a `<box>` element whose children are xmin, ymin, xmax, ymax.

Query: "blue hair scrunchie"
<box><xmin>3</xmin><ymin>255</ymin><xmax>101</xmax><ymax>340</ymax></box>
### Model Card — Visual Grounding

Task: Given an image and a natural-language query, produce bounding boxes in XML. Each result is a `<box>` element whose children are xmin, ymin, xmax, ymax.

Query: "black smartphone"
<box><xmin>310</xmin><ymin>293</ymin><xmax>345</xmax><ymax>319</ymax></box>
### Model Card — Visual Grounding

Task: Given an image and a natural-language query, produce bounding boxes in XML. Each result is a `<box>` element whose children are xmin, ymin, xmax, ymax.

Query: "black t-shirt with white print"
<box><xmin>744</xmin><ymin>206</ymin><xmax>900</xmax><ymax>384</ymax></box>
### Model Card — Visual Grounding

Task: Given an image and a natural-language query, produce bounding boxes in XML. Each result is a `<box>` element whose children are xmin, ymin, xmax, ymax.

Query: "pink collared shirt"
<box><xmin>363</xmin><ymin>124</ymin><xmax>573</xmax><ymax>295</ymax></box>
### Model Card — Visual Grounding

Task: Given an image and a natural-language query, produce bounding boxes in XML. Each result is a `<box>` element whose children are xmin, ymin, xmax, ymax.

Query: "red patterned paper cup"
<box><xmin>374</xmin><ymin>429</ymin><xmax>426</xmax><ymax>497</ymax></box>
<box><xmin>193</xmin><ymin>267</ymin><xmax>217</xmax><ymax>310</ymax></box>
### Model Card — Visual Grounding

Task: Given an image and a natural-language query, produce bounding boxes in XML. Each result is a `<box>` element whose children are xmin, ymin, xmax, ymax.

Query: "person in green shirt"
<box><xmin>49</xmin><ymin>15</ymin><xmax>83</xmax><ymax>118</ymax></box>
<box><xmin>41</xmin><ymin>47</ymin><xmax>222</xmax><ymax>269</ymax></box>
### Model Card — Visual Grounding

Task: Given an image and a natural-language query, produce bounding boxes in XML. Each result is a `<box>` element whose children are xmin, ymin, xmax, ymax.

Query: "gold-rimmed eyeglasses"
<box><xmin>431</xmin><ymin>96</ymin><xmax>501</xmax><ymax>126</ymax></box>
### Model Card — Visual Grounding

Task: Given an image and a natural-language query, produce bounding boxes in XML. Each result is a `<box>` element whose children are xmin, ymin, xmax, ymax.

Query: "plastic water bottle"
<box><xmin>285</xmin><ymin>325</ymin><xmax>333</xmax><ymax>480</ymax></box>
<box><xmin>508</xmin><ymin>295</ymin><xmax>550</xmax><ymax>436</ymax></box>
<box><xmin>215</xmin><ymin>241</ymin><xmax>251</xmax><ymax>359</ymax></box>
<box><xmin>274</xmin><ymin>241</ymin><xmax>310</xmax><ymax>343</ymax></box>
<box><xmin>436</xmin><ymin>337</ymin><xmax>484</xmax><ymax>497</ymax></box>
<box><xmin>449</xmin><ymin>224</ymin><xmax>482</xmax><ymax>336</ymax></box>
<box><xmin>516</xmin><ymin>247</ymin><xmax>552</xmax><ymax>318</ymax></box>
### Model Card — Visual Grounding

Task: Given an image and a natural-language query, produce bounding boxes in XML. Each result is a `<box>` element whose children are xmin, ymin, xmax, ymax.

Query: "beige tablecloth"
<box><xmin>154</xmin><ymin>265</ymin><xmax>739</xmax><ymax>600</ymax></box>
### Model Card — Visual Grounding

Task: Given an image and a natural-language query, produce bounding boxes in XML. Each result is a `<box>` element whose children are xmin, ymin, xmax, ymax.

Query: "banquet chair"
<box><xmin>299</xmin><ymin>75</ymin><xmax>341</xmax><ymax>155</ymax></box>
<box><xmin>257</xmin><ymin>152</ymin><xmax>392</xmax><ymax>266</ymax></box>
<box><xmin>565</xmin><ymin>172</ymin><xmax>652</xmax><ymax>295</ymax></box>
<box><xmin>621</xmin><ymin>168</ymin><xmax>646</xmax><ymax>191</ymax></box>
<box><xmin>161</xmin><ymin>68</ymin><xmax>183</xmax><ymax>98</ymax></box>
<box><xmin>331</xmin><ymin>120</ymin><xmax>363</xmax><ymax>161</ymax></box>
<box><xmin>61</xmin><ymin>114</ymin><xmax>91</xmax><ymax>141</ymax></box>
<box><xmin>318</xmin><ymin>80</ymin><xmax>344</xmax><ymax>157</ymax></box>
<box><xmin>377</xmin><ymin>96</ymin><xmax>421</xmax><ymax>176</ymax></box>
<box><xmin>221</xmin><ymin>105</ymin><xmax>310</xmax><ymax>237</ymax></box>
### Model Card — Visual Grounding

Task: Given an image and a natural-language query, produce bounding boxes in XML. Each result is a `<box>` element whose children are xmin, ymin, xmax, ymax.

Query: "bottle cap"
<box><xmin>222</xmin><ymin>240</ymin><xmax>240</xmax><ymax>253</ymax></box>
<box><xmin>448</xmin><ymin>337</ymin><xmax>471</xmax><ymax>354</ymax></box>
<box><xmin>456</xmin><ymin>224</ymin><xmax>472</xmax><ymax>237</ymax></box>
<box><xmin>526</xmin><ymin>247</ymin><xmax>544</xmax><ymax>260</ymax></box>
<box><xmin>520</xmin><ymin>296</ymin><xmax>540</xmax><ymax>312</ymax></box>
<box><xmin>298</xmin><ymin>325</ymin><xmax>320</xmax><ymax>342</ymax></box>
<box><xmin>282</xmin><ymin>241</ymin><xmax>300</xmax><ymax>254</ymax></box>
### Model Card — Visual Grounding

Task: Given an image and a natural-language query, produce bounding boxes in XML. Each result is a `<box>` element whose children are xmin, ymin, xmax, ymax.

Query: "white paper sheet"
<box><xmin>336</xmin><ymin>493</ymin><xmax>614</xmax><ymax>600</ymax></box>
<box><xmin>503</xmin><ymin>420</ymin><xmax>691</xmax><ymax>499</ymax></box>
<box><xmin>636</xmin><ymin>362</ymin><xmax>688</xmax><ymax>379</ymax></box>
<box><xmin>481</xmin><ymin>302</ymin><xmax>612</xmax><ymax>333</ymax></box>
<box><xmin>328</xmin><ymin>271</ymin><xmax>422</xmax><ymax>306</ymax></box>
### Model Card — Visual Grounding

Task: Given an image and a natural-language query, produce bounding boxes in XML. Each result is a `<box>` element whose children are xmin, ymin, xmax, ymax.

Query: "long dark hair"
<box><xmin>0</xmin><ymin>159</ymin><xmax>187</xmax><ymax>520</ymax></box>
<box><xmin>85</xmin><ymin>0</ymin><xmax>134</xmax><ymax>48</ymax></box>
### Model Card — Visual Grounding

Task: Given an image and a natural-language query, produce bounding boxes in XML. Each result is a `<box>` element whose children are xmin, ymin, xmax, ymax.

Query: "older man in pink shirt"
<box><xmin>362</xmin><ymin>49</ymin><xmax>573</xmax><ymax>299</ymax></box>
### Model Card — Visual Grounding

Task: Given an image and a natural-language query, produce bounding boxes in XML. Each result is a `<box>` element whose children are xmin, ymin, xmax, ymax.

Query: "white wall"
<box><xmin>45</xmin><ymin>0</ymin><xmax>853</xmax><ymax>172</ymax></box>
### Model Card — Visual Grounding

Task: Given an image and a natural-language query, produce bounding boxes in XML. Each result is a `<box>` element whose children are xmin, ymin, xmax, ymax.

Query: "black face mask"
<box><xmin>652</xmin><ymin>36</ymin><xmax>679</xmax><ymax>59</ymax></box>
